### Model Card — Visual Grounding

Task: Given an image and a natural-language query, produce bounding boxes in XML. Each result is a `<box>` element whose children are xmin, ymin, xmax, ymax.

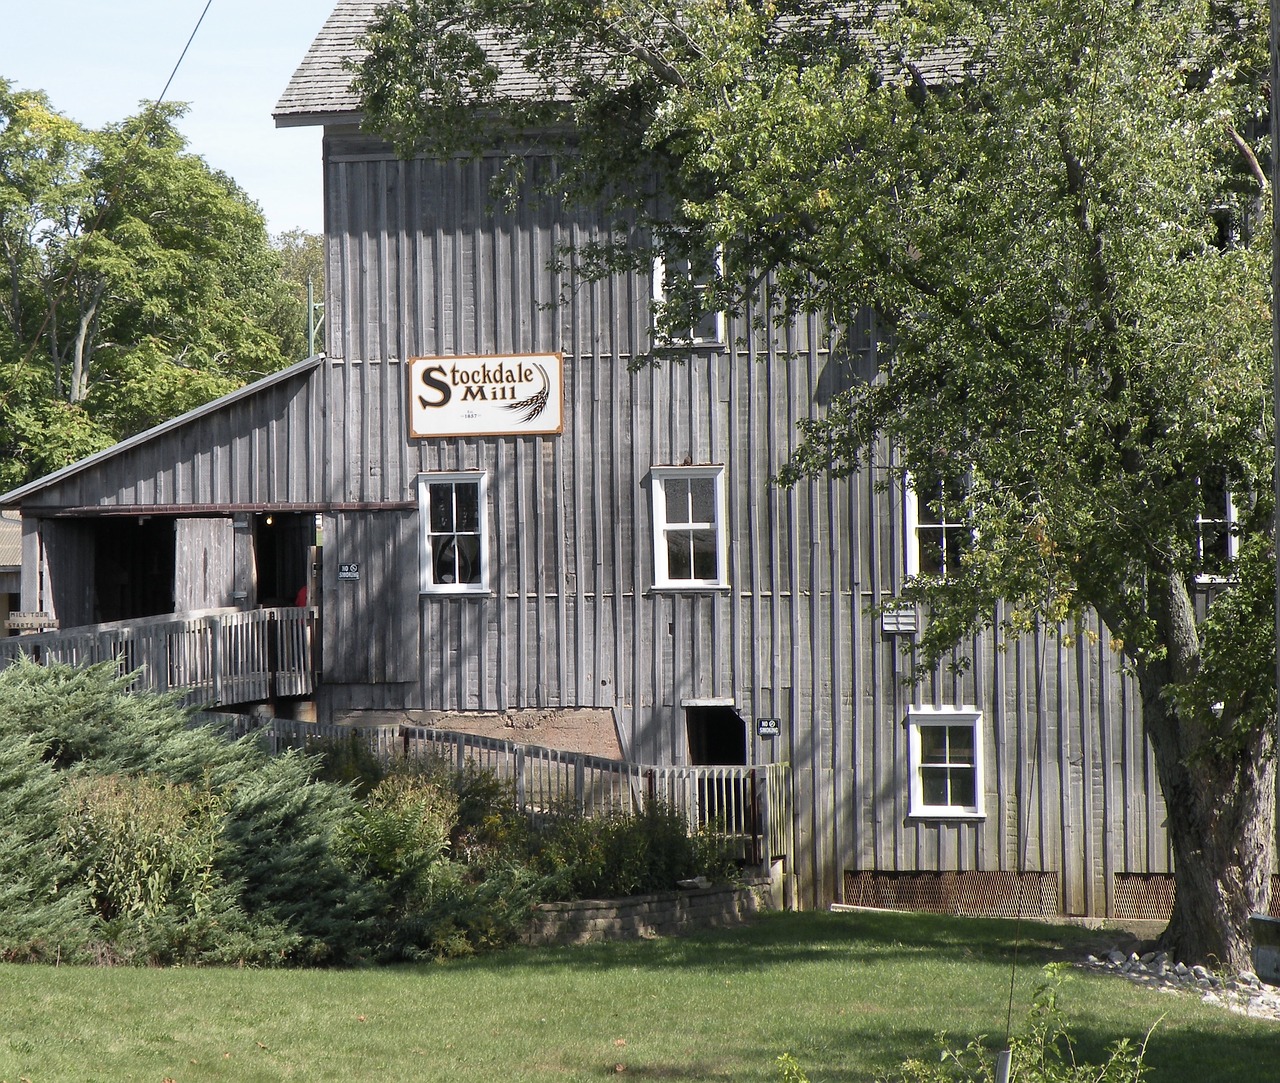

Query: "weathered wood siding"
<box><xmin>13</xmin><ymin>360</ymin><xmax>325</xmax><ymax>513</ymax></box>
<box><xmin>174</xmin><ymin>518</ymin><xmax>236</xmax><ymax>613</ymax></box>
<box><xmin>319</xmin><ymin>133</ymin><xmax>1173</xmax><ymax>912</ymax></box>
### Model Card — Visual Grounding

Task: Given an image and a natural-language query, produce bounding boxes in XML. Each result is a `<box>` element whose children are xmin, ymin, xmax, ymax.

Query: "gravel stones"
<box><xmin>1079</xmin><ymin>948</ymin><xmax>1280</xmax><ymax>1021</ymax></box>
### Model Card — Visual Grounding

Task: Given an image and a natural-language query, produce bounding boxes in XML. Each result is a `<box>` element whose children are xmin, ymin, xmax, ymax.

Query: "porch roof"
<box><xmin>0</xmin><ymin>354</ymin><xmax>325</xmax><ymax>509</ymax></box>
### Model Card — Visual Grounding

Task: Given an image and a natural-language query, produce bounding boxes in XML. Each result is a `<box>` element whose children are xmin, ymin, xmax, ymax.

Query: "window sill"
<box><xmin>648</xmin><ymin>584</ymin><xmax>732</xmax><ymax>595</ymax></box>
<box><xmin>907</xmin><ymin>810</ymin><xmax>986</xmax><ymax>822</ymax></box>
<box><xmin>421</xmin><ymin>588</ymin><xmax>492</xmax><ymax>598</ymax></box>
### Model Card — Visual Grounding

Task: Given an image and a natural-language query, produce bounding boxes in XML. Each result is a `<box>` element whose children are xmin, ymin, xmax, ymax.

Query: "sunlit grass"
<box><xmin>1</xmin><ymin>910</ymin><xmax>1276</xmax><ymax>1082</ymax></box>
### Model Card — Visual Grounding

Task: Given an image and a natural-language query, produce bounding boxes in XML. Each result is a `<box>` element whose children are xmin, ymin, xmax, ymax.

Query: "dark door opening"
<box><xmin>94</xmin><ymin>518</ymin><xmax>176</xmax><ymax>622</ymax></box>
<box><xmin>685</xmin><ymin>704</ymin><xmax>747</xmax><ymax>765</ymax></box>
<box><xmin>254</xmin><ymin>513</ymin><xmax>314</xmax><ymax>606</ymax></box>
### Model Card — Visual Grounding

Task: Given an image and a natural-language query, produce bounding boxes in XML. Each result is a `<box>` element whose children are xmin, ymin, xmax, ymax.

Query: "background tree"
<box><xmin>270</xmin><ymin>227</ymin><xmax>326</xmax><ymax>361</ymax></box>
<box><xmin>0</xmin><ymin>82</ymin><xmax>303</xmax><ymax>488</ymax></box>
<box><xmin>354</xmin><ymin>0</ymin><xmax>1276</xmax><ymax>968</ymax></box>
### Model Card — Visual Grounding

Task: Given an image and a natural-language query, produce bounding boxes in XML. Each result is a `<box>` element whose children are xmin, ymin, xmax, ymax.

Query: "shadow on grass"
<box><xmin>476</xmin><ymin>908</ymin><xmax>1099</xmax><ymax>973</ymax></box>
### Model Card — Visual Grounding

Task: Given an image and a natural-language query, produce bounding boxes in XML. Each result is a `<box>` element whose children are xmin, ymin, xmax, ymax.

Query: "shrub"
<box><xmin>308</xmin><ymin>728</ymin><xmax>386</xmax><ymax>795</ymax></box>
<box><xmin>0</xmin><ymin>738</ymin><xmax>93</xmax><ymax>962</ymax></box>
<box><xmin>216</xmin><ymin>752</ymin><xmax>377</xmax><ymax>965</ymax></box>
<box><xmin>534</xmin><ymin>802</ymin><xmax>740</xmax><ymax>899</ymax></box>
<box><xmin>59</xmin><ymin>774</ymin><xmax>224</xmax><ymax>923</ymax></box>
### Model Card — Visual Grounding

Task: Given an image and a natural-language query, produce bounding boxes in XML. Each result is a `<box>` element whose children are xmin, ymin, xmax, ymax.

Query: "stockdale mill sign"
<box><xmin>408</xmin><ymin>353</ymin><xmax>565</xmax><ymax>438</ymax></box>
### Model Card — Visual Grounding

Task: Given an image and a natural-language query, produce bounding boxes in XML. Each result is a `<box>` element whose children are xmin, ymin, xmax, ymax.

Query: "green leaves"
<box><xmin>0</xmin><ymin>83</ymin><xmax>301</xmax><ymax>485</ymax></box>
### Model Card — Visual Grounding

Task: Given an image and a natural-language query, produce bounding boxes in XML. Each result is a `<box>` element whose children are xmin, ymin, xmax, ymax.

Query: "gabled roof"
<box><xmin>274</xmin><ymin>0</ymin><xmax>554</xmax><ymax>127</ymax></box>
<box><xmin>0</xmin><ymin>354</ymin><xmax>325</xmax><ymax>508</ymax></box>
<box><xmin>274</xmin><ymin>0</ymin><xmax>379</xmax><ymax>125</ymax></box>
<box><xmin>275</xmin><ymin>1</ymin><xmax>973</xmax><ymax>129</ymax></box>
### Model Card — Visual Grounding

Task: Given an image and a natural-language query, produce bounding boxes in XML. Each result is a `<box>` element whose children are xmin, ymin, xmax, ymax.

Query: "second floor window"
<box><xmin>905</xmin><ymin>472</ymin><xmax>970</xmax><ymax>578</ymax></box>
<box><xmin>652</xmin><ymin>254</ymin><xmax>726</xmax><ymax>349</ymax></box>
<box><xmin>1193</xmin><ymin>474</ymin><xmax>1237</xmax><ymax>582</ymax></box>
<box><xmin>650</xmin><ymin>465</ymin><xmax>728</xmax><ymax>589</ymax></box>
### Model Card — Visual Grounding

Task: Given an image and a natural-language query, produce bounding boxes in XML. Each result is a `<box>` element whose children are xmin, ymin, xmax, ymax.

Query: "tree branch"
<box><xmin>1225</xmin><ymin>121</ymin><xmax>1268</xmax><ymax>192</ymax></box>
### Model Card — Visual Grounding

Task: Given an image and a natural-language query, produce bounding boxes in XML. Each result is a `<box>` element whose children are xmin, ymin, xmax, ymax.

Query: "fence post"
<box><xmin>208</xmin><ymin>616</ymin><xmax>223</xmax><ymax>706</ymax></box>
<box><xmin>574</xmin><ymin>754</ymin><xmax>586</xmax><ymax>815</ymax></box>
<box><xmin>515</xmin><ymin>746</ymin><xmax>527</xmax><ymax>811</ymax></box>
<box><xmin>750</xmin><ymin>768</ymin><xmax>763</xmax><ymax>866</ymax></box>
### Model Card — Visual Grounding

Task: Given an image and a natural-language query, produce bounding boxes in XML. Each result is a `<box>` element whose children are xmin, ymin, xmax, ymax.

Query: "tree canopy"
<box><xmin>0</xmin><ymin>83</ymin><xmax>319</xmax><ymax>488</ymax></box>
<box><xmin>354</xmin><ymin>0</ymin><xmax>1276</xmax><ymax>967</ymax></box>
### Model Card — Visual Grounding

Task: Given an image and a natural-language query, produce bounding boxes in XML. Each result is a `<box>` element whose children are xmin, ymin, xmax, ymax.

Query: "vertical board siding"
<box><xmin>309</xmin><ymin>135</ymin><xmax>1179</xmax><ymax>912</ymax></box>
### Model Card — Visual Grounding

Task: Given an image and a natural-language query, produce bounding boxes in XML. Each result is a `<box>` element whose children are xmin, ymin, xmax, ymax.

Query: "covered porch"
<box><xmin>0</xmin><ymin>606</ymin><xmax>315</xmax><ymax>710</ymax></box>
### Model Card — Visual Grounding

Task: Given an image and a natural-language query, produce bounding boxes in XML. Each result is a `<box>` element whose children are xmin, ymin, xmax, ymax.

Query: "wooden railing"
<box><xmin>0</xmin><ymin>607</ymin><xmax>314</xmax><ymax>707</ymax></box>
<box><xmin>215</xmin><ymin>717</ymin><xmax>791</xmax><ymax>867</ymax></box>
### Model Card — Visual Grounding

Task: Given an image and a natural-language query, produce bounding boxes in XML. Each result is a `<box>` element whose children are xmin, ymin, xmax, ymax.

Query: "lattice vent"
<box><xmin>1113</xmin><ymin>874</ymin><xmax>1280</xmax><ymax>921</ymax></box>
<box><xmin>843</xmin><ymin>871</ymin><xmax>1061</xmax><ymax>919</ymax></box>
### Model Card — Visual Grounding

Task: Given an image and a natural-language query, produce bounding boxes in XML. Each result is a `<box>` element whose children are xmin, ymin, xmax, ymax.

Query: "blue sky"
<box><xmin>1</xmin><ymin>0</ymin><xmax>339</xmax><ymax>235</ymax></box>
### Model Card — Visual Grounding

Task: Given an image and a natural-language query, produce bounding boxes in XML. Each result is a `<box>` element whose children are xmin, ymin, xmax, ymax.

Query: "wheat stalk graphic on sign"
<box><xmin>503</xmin><ymin>363</ymin><xmax>551</xmax><ymax>424</ymax></box>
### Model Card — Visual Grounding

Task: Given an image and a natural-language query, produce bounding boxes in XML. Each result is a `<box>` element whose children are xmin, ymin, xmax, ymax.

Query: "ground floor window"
<box><xmin>418</xmin><ymin>471</ymin><xmax>489</xmax><ymax>593</ymax></box>
<box><xmin>905</xmin><ymin>706</ymin><xmax>984</xmax><ymax>819</ymax></box>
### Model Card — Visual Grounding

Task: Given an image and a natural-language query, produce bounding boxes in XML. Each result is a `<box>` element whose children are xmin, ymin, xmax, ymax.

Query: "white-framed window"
<box><xmin>652</xmin><ymin>254</ymin><xmax>726</xmax><ymax>348</ymax></box>
<box><xmin>904</xmin><ymin>472</ymin><xmax>970</xmax><ymax>578</ymax></box>
<box><xmin>650</xmin><ymin>465</ymin><xmax>728</xmax><ymax>589</ymax></box>
<box><xmin>1193</xmin><ymin>474</ymin><xmax>1238</xmax><ymax>582</ymax></box>
<box><xmin>906</xmin><ymin>706</ymin><xmax>985</xmax><ymax>819</ymax></box>
<box><xmin>417</xmin><ymin>471</ymin><xmax>489</xmax><ymax>594</ymax></box>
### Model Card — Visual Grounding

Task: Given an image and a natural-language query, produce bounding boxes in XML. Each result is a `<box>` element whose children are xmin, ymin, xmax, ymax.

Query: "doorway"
<box><xmin>253</xmin><ymin>513</ymin><xmax>314</xmax><ymax>606</ymax></box>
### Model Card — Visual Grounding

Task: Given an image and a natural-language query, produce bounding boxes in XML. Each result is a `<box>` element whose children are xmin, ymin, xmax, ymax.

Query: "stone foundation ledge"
<box><xmin>522</xmin><ymin>877</ymin><xmax>774</xmax><ymax>947</ymax></box>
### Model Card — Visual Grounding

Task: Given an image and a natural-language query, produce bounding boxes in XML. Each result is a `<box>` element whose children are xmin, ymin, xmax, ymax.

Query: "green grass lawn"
<box><xmin>1</xmin><ymin>910</ymin><xmax>1276</xmax><ymax>1082</ymax></box>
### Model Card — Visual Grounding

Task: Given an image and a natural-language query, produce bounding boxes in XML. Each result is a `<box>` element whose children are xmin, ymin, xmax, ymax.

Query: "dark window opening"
<box><xmin>94</xmin><ymin>518</ymin><xmax>175</xmax><ymax>623</ymax></box>
<box><xmin>685</xmin><ymin>704</ymin><xmax>747</xmax><ymax>766</ymax></box>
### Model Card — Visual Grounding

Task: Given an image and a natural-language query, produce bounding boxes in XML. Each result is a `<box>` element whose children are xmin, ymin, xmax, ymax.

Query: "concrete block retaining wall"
<box><xmin>522</xmin><ymin>878</ymin><xmax>775</xmax><ymax>947</ymax></box>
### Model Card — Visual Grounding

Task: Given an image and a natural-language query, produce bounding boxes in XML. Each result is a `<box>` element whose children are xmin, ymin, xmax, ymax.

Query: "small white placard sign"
<box><xmin>408</xmin><ymin>354</ymin><xmax>564</xmax><ymax>439</ymax></box>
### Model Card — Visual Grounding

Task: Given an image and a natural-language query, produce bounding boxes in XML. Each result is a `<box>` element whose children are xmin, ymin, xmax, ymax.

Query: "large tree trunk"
<box><xmin>1138</xmin><ymin>573</ymin><xmax>1276</xmax><ymax>970</ymax></box>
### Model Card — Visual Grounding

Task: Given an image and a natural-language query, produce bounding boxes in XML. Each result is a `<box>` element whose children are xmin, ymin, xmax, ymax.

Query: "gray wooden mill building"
<box><xmin>0</xmin><ymin>0</ymin><xmax>1209</xmax><ymax>918</ymax></box>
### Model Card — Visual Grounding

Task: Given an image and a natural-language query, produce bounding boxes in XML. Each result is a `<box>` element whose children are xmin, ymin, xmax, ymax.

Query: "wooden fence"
<box><xmin>212</xmin><ymin>716</ymin><xmax>792</xmax><ymax>868</ymax></box>
<box><xmin>0</xmin><ymin>607</ymin><xmax>313</xmax><ymax>707</ymax></box>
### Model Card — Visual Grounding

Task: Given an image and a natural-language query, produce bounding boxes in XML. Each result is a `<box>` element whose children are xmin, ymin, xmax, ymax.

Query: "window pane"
<box><xmin>454</xmin><ymin>483</ymin><xmax>479</xmax><ymax>532</ymax></box>
<box><xmin>942</xmin><ymin>525</ymin><xmax>969</xmax><ymax>572</ymax></box>
<box><xmin>692</xmin><ymin>307</ymin><xmax>721</xmax><ymax>344</ymax></box>
<box><xmin>453</xmin><ymin>535</ymin><xmax>481</xmax><ymax>584</ymax></box>
<box><xmin>429</xmin><ymin>483</ymin><xmax>454</xmax><ymax>533</ymax></box>
<box><xmin>667</xmin><ymin>532</ymin><xmax>693</xmax><ymax>580</ymax></box>
<box><xmin>921</xmin><ymin>767</ymin><xmax>950</xmax><ymax>806</ymax></box>
<box><xmin>690</xmin><ymin>478</ymin><xmax>716</xmax><ymax>524</ymax></box>
<box><xmin>1199</xmin><ymin>473</ymin><xmax>1229</xmax><ymax>518</ymax></box>
<box><xmin>691</xmin><ymin>529</ymin><xmax>719</xmax><ymax>580</ymax></box>
<box><xmin>947</xmin><ymin>726</ymin><xmax>974</xmax><ymax>763</ymax></box>
<box><xmin>664</xmin><ymin>479</ymin><xmax>691</xmax><ymax>524</ymax></box>
<box><xmin>919</xmin><ymin>726</ymin><xmax>948</xmax><ymax>764</ymax></box>
<box><xmin>1200</xmin><ymin>524</ymin><xmax>1228</xmax><ymax>571</ymax></box>
<box><xmin>916</xmin><ymin>527</ymin><xmax>944</xmax><ymax>576</ymax></box>
<box><xmin>949</xmin><ymin>767</ymin><xmax>976</xmax><ymax>808</ymax></box>
<box><xmin>432</xmin><ymin>534</ymin><xmax>480</xmax><ymax>585</ymax></box>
